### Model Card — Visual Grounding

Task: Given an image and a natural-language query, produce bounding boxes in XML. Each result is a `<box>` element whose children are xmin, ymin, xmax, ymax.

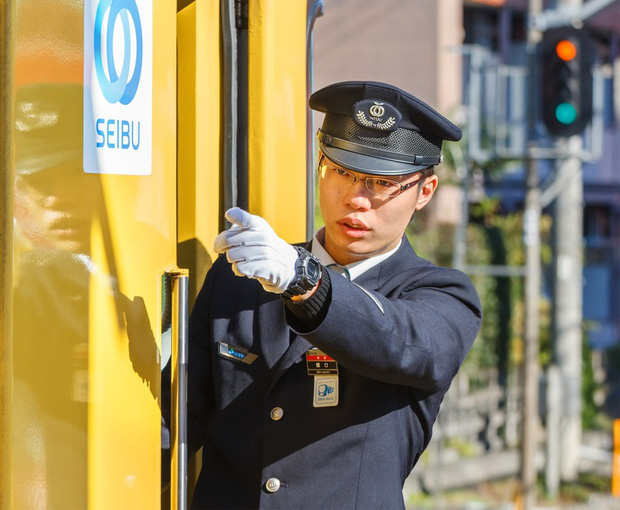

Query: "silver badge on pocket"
<box><xmin>218</xmin><ymin>341</ymin><xmax>258</xmax><ymax>365</ymax></box>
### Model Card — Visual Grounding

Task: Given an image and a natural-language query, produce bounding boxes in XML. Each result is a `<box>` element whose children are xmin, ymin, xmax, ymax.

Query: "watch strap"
<box><xmin>282</xmin><ymin>246</ymin><xmax>322</xmax><ymax>299</ymax></box>
<box><xmin>283</xmin><ymin>268</ymin><xmax>331</xmax><ymax>329</ymax></box>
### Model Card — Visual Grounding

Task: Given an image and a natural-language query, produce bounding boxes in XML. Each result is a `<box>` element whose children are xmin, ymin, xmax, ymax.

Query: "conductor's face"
<box><xmin>318</xmin><ymin>153</ymin><xmax>437</xmax><ymax>266</ymax></box>
<box><xmin>15</xmin><ymin>160</ymin><xmax>93</xmax><ymax>254</ymax></box>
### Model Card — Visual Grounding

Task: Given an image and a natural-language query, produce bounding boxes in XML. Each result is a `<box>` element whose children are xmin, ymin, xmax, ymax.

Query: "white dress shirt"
<box><xmin>310</xmin><ymin>227</ymin><xmax>401</xmax><ymax>281</ymax></box>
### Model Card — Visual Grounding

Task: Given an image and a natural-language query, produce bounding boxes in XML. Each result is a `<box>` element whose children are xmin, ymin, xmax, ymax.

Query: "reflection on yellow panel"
<box><xmin>11</xmin><ymin>1</ymin><xmax>89</xmax><ymax>508</ymax></box>
<box><xmin>248</xmin><ymin>0</ymin><xmax>307</xmax><ymax>243</ymax></box>
<box><xmin>8</xmin><ymin>0</ymin><xmax>177</xmax><ymax>508</ymax></box>
<box><xmin>12</xmin><ymin>89</ymin><xmax>90</xmax><ymax>508</ymax></box>
<box><xmin>178</xmin><ymin>0</ymin><xmax>221</xmax><ymax>306</ymax></box>
<box><xmin>0</xmin><ymin>1</ymin><xmax>14</xmax><ymax>508</ymax></box>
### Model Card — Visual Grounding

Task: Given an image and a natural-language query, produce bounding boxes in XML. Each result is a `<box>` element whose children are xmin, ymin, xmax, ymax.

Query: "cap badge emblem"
<box><xmin>369</xmin><ymin>102</ymin><xmax>385</xmax><ymax>118</ymax></box>
<box><xmin>353</xmin><ymin>99</ymin><xmax>402</xmax><ymax>132</ymax></box>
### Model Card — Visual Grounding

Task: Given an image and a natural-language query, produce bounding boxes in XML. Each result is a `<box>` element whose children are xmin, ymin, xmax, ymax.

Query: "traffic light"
<box><xmin>540</xmin><ymin>27</ymin><xmax>594</xmax><ymax>137</ymax></box>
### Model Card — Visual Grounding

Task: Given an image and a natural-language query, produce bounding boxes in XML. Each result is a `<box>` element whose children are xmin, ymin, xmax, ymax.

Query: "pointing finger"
<box><xmin>225</xmin><ymin>207</ymin><xmax>270</xmax><ymax>231</ymax></box>
<box><xmin>224</xmin><ymin>207</ymin><xmax>254</xmax><ymax>229</ymax></box>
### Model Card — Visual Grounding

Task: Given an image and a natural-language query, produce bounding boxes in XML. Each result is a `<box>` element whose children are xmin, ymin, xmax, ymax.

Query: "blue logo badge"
<box><xmin>94</xmin><ymin>0</ymin><xmax>143</xmax><ymax>105</ymax></box>
<box><xmin>318</xmin><ymin>384</ymin><xmax>335</xmax><ymax>397</ymax></box>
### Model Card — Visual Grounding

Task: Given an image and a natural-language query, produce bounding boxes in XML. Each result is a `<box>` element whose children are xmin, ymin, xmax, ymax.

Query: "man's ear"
<box><xmin>415</xmin><ymin>175</ymin><xmax>438</xmax><ymax>211</ymax></box>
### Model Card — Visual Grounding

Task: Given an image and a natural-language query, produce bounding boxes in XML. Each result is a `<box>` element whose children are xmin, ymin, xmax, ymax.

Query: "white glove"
<box><xmin>213</xmin><ymin>207</ymin><xmax>298</xmax><ymax>294</ymax></box>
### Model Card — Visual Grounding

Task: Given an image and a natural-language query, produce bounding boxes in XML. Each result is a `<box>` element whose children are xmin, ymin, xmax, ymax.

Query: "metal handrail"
<box><xmin>222</xmin><ymin>0</ymin><xmax>238</xmax><ymax>217</ymax></box>
<box><xmin>306</xmin><ymin>0</ymin><xmax>324</xmax><ymax>239</ymax></box>
<box><xmin>168</xmin><ymin>269</ymin><xmax>189</xmax><ymax>510</ymax></box>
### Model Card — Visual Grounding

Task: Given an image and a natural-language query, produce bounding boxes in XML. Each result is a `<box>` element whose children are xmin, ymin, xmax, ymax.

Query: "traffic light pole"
<box><xmin>553</xmin><ymin>139</ymin><xmax>584</xmax><ymax>483</ymax></box>
<box><xmin>521</xmin><ymin>3</ymin><xmax>543</xmax><ymax>509</ymax></box>
<box><xmin>552</xmin><ymin>0</ymin><xmax>584</xmax><ymax>484</ymax></box>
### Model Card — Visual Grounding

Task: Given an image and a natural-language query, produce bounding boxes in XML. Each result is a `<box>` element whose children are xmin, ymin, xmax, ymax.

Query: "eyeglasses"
<box><xmin>318</xmin><ymin>155</ymin><xmax>423</xmax><ymax>198</ymax></box>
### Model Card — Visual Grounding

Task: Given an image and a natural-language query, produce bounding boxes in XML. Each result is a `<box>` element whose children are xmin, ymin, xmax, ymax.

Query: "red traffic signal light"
<box><xmin>540</xmin><ymin>27</ymin><xmax>594</xmax><ymax>137</ymax></box>
<box><xmin>556</xmin><ymin>40</ymin><xmax>577</xmax><ymax>61</ymax></box>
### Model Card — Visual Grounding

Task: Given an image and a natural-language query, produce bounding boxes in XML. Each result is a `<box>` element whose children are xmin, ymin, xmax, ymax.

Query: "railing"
<box><xmin>405</xmin><ymin>369</ymin><xmax>523</xmax><ymax>494</ymax></box>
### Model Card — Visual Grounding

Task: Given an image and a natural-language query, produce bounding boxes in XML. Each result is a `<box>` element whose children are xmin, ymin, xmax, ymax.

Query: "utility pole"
<box><xmin>521</xmin><ymin>2</ymin><xmax>543</xmax><ymax>508</ymax></box>
<box><xmin>553</xmin><ymin>0</ymin><xmax>584</xmax><ymax>483</ymax></box>
<box><xmin>553</xmin><ymin>137</ymin><xmax>584</xmax><ymax>483</ymax></box>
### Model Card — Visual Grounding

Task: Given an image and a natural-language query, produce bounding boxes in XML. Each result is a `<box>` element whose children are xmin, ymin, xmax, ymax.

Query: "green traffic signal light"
<box><xmin>556</xmin><ymin>102</ymin><xmax>577</xmax><ymax>125</ymax></box>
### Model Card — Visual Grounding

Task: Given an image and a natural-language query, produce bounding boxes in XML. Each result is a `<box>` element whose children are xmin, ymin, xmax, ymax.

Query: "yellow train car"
<box><xmin>0</xmin><ymin>0</ymin><xmax>322</xmax><ymax>507</ymax></box>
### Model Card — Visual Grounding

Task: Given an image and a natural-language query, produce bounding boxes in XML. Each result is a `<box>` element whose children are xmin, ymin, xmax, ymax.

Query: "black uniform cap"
<box><xmin>15</xmin><ymin>83</ymin><xmax>83</xmax><ymax>175</ymax></box>
<box><xmin>309</xmin><ymin>81</ymin><xmax>462</xmax><ymax>176</ymax></box>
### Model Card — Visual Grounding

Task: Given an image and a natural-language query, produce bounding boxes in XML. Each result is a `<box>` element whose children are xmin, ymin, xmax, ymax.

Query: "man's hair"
<box><xmin>409</xmin><ymin>166</ymin><xmax>435</xmax><ymax>223</ymax></box>
<box><xmin>417</xmin><ymin>165</ymin><xmax>435</xmax><ymax>184</ymax></box>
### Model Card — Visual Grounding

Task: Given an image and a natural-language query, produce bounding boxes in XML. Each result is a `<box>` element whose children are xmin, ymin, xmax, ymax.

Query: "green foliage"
<box><xmin>408</xmin><ymin>190</ymin><xmax>608</xmax><ymax>433</ymax></box>
<box><xmin>606</xmin><ymin>341</ymin><xmax>620</xmax><ymax>370</ymax></box>
<box><xmin>408</xmin><ymin>195</ymin><xmax>555</xmax><ymax>388</ymax></box>
<box><xmin>559</xmin><ymin>472</ymin><xmax>612</xmax><ymax>503</ymax></box>
<box><xmin>443</xmin><ymin>437</ymin><xmax>479</xmax><ymax>458</ymax></box>
<box><xmin>581</xmin><ymin>327</ymin><xmax>599</xmax><ymax>430</ymax></box>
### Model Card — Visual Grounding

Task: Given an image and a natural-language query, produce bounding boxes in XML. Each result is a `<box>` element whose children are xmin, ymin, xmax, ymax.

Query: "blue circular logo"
<box><xmin>94</xmin><ymin>0</ymin><xmax>143</xmax><ymax>105</ymax></box>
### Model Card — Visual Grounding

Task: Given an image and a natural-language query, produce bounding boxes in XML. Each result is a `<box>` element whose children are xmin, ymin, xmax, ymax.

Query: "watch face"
<box><xmin>307</xmin><ymin>259</ymin><xmax>321</xmax><ymax>280</ymax></box>
<box><xmin>283</xmin><ymin>248</ymin><xmax>322</xmax><ymax>298</ymax></box>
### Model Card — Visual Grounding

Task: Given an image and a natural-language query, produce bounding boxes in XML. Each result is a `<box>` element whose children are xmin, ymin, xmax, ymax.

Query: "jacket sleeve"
<box><xmin>284</xmin><ymin>265</ymin><xmax>482</xmax><ymax>393</ymax></box>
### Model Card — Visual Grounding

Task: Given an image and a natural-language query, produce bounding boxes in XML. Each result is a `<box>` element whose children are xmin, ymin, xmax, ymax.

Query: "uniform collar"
<box><xmin>310</xmin><ymin>227</ymin><xmax>402</xmax><ymax>281</ymax></box>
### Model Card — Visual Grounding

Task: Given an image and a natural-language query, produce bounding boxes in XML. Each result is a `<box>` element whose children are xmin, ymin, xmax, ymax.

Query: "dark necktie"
<box><xmin>327</xmin><ymin>263</ymin><xmax>351</xmax><ymax>280</ymax></box>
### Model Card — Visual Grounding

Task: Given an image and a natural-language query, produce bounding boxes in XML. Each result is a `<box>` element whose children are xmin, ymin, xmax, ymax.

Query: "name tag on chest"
<box><xmin>313</xmin><ymin>375</ymin><xmax>339</xmax><ymax>407</ymax></box>
<box><xmin>306</xmin><ymin>348</ymin><xmax>339</xmax><ymax>407</ymax></box>
<box><xmin>306</xmin><ymin>348</ymin><xmax>338</xmax><ymax>375</ymax></box>
<box><xmin>218</xmin><ymin>341</ymin><xmax>258</xmax><ymax>365</ymax></box>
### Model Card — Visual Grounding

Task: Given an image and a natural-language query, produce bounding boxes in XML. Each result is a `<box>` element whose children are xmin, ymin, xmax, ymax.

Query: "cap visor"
<box><xmin>16</xmin><ymin>149</ymin><xmax>82</xmax><ymax>175</ymax></box>
<box><xmin>320</xmin><ymin>143</ymin><xmax>429</xmax><ymax>176</ymax></box>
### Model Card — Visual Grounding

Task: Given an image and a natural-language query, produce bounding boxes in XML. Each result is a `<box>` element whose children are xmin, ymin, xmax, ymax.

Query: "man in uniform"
<box><xmin>181</xmin><ymin>81</ymin><xmax>482</xmax><ymax>509</ymax></box>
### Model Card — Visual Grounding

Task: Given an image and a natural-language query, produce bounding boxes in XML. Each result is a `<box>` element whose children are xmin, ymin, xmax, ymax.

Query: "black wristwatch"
<box><xmin>282</xmin><ymin>246</ymin><xmax>322</xmax><ymax>299</ymax></box>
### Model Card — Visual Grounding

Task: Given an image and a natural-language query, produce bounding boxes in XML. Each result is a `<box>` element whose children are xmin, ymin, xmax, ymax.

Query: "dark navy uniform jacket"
<box><xmin>185</xmin><ymin>236</ymin><xmax>481</xmax><ymax>509</ymax></box>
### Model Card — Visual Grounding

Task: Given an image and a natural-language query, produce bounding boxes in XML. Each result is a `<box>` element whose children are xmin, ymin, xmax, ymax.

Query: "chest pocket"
<box><xmin>213</xmin><ymin>336</ymin><xmax>263</xmax><ymax>409</ymax></box>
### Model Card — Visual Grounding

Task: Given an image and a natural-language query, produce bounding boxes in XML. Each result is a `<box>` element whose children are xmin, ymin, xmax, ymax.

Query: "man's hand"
<box><xmin>213</xmin><ymin>208</ymin><xmax>298</xmax><ymax>294</ymax></box>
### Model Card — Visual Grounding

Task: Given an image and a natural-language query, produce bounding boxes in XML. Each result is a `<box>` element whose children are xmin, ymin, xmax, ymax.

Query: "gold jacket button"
<box><xmin>270</xmin><ymin>407</ymin><xmax>284</xmax><ymax>421</ymax></box>
<box><xmin>265</xmin><ymin>477</ymin><xmax>281</xmax><ymax>493</ymax></box>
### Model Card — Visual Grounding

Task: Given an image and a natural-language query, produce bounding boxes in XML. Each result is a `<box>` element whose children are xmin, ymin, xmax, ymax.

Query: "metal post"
<box><xmin>221</xmin><ymin>0</ymin><xmax>238</xmax><ymax>218</ymax></box>
<box><xmin>305</xmin><ymin>0</ymin><xmax>324</xmax><ymax>240</ymax></box>
<box><xmin>452</xmin><ymin>153</ymin><xmax>469</xmax><ymax>273</ymax></box>
<box><xmin>522</xmin><ymin>159</ymin><xmax>541</xmax><ymax>510</ymax></box>
<box><xmin>553</xmin><ymin>0</ymin><xmax>584</xmax><ymax>483</ymax></box>
<box><xmin>169</xmin><ymin>270</ymin><xmax>189</xmax><ymax>510</ymax></box>
<box><xmin>545</xmin><ymin>364</ymin><xmax>561</xmax><ymax>499</ymax></box>
<box><xmin>521</xmin><ymin>2</ymin><xmax>543</xmax><ymax>508</ymax></box>
<box><xmin>553</xmin><ymin>135</ymin><xmax>584</xmax><ymax>482</ymax></box>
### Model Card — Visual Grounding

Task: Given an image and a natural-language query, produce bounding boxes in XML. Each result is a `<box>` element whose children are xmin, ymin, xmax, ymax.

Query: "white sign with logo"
<box><xmin>83</xmin><ymin>0</ymin><xmax>152</xmax><ymax>175</ymax></box>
